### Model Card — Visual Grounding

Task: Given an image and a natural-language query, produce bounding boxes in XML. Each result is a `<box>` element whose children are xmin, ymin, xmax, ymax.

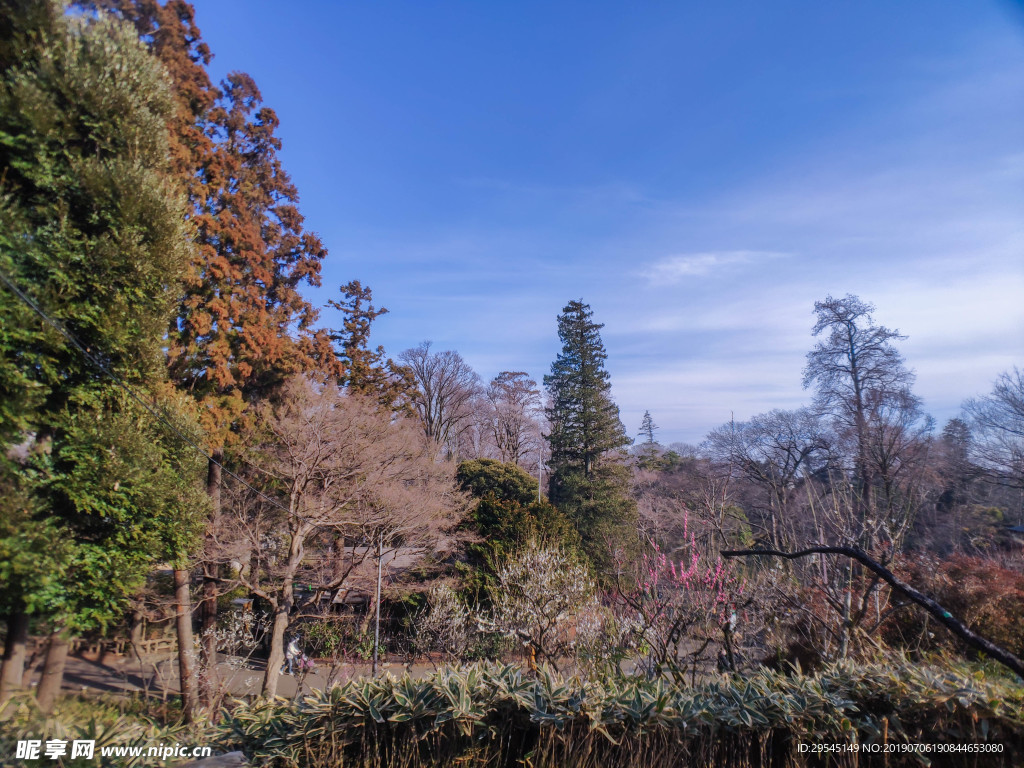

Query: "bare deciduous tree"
<box><xmin>722</xmin><ymin>544</ymin><xmax>1024</xmax><ymax>679</ymax></box>
<box><xmin>215</xmin><ymin>377</ymin><xmax>463</xmax><ymax>697</ymax></box>
<box><xmin>803</xmin><ymin>294</ymin><xmax>932</xmax><ymax>545</ymax></box>
<box><xmin>399</xmin><ymin>342</ymin><xmax>482</xmax><ymax>459</ymax></box>
<box><xmin>486</xmin><ymin>371</ymin><xmax>542</xmax><ymax>467</ymax></box>
<box><xmin>705</xmin><ymin>408</ymin><xmax>828</xmax><ymax>548</ymax></box>
<box><xmin>964</xmin><ymin>367</ymin><xmax>1024</xmax><ymax>492</ymax></box>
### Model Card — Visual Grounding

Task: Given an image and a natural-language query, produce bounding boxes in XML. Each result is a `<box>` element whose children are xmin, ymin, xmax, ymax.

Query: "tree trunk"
<box><xmin>129</xmin><ymin>606</ymin><xmax>145</xmax><ymax>648</ymax></box>
<box><xmin>839</xmin><ymin>576</ymin><xmax>852</xmax><ymax>660</ymax></box>
<box><xmin>36</xmin><ymin>631</ymin><xmax>69</xmax><ymax>714</ymax></box>
<box><xmin>20</xmin><ymin>639</ymin><xmax>46</xmax><ymax>690</ymax></box>
<box><xmin>0</xmin><ymin>609</ymin><xmax>30</xmax><ymax>710</ymax></box>
<box><xmin>261</xmin><ymin>528</ymin><xmax>303</xmax><ymax>698</ymax></box>
<box><xmin>199</xmin><ymin>575</ymin><xmax>218</xmax><ymax>703</ymax></box>
<box><xmin>261</xmin><ymin>604</ymin><xmax>288</xmax><ymax>698</ymax></box>
<box><xmin>174</xmin><ymin>568</ymin><xmax>199</xmax><ymax>723</ymax></box>
<box><xmin>199</xmin><ymin>450</ymin><xmax>222</xmax><ymax>707</ymax></box>
<box><xmin>360</xmin><ymin>594</ymin><xmax>376</xmax><ymax>636</ymax></box>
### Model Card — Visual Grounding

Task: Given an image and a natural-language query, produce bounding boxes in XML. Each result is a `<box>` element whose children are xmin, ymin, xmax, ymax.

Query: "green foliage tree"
<box><xmin>455</xmin><ymin>459</ymin><xmax>579</xmax><ymax>603</ymax></box>
<box><xmin>0</xmin><ymin>1</ymin><xmax>205</xmax><ymax>710</ymax></box>
<box><xmin>27</xmin><ymin>393</ymin><xmax>206</xmax><ymax>711</ymax></box>
<box><xmin>543</xmin><ymin>300</ymin><xmax>636</xmax><ymax>573</ymax></box>
<box><xmin>457</xmin><ymin>458</ymin><xmax>538</xmax><ymax>507</ymax></box>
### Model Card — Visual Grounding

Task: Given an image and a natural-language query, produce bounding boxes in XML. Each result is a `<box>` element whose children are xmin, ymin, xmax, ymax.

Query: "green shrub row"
<box><xmin>3</xmin><ymin>661</ymin><xmax>1021</xmax><ymax>767</ymax></box>
<box><xmin>217</xmin><ymin>661</ymin><xmax>1024</xmax><ymax>767</ymax></box>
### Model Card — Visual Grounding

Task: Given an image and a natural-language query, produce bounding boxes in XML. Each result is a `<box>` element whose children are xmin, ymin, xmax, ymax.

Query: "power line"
<box><xmin>0</xmin><ymin>266</ymin><xmax>293</xmax><ymax>517</ymax></box>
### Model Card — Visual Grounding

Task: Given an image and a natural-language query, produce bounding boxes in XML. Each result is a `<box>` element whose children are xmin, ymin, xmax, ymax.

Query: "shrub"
<box><xmin>302</xmin><ymin>617</ymin><xmax>358</xmax><ymax>658</ymax></box>
<box><xmin>214</xmin><ymin>660</ymin><xmax>1024</xmax><ymax>767</ymax></box>
<box><xmin>0</xmin><ymin>695</ymin><xmax>213</xmax><ymax>767</ymax></box>
<box><xmin>413</xmin><ymin>584</ymin><xmax>472</xmax><ymax>663</ymax></box>
<box><xmin>885</xmin><ymin>554</ymin><xmax>1024</xmax><ymax>658</ymax></box>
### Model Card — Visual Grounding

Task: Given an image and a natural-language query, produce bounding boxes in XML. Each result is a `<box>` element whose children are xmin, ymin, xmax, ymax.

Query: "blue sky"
<box><xmin>193</xmin><ymin>1</ymin><xmax>1024</xmax><ymax>445</ymax></box>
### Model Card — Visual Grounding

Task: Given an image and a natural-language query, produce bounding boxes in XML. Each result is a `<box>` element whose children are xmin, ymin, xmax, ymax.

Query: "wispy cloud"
<box><xmin>639</xmin><ymin>250</ymin><xmax>789</xmax><ymax>284</ymax></box>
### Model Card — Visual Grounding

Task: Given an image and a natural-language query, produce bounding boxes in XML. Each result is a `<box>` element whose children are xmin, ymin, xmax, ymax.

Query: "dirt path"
<box><xmin>43</xmin><ymin>654</ymin><xmax>442</xmax><ymax>702</ymax></box>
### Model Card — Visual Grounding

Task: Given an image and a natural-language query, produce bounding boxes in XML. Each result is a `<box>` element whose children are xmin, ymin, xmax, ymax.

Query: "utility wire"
<box><xmin>0</xmin><ymin>266</ymin><xmax>293</xmax><ymax>516</ymax></box>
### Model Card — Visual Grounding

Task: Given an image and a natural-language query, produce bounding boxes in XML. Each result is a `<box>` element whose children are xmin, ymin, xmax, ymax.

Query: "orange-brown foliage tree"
<box><xmin>80</xmin><ymin>0</ymin><xmax>341</xmax><ymax>709</ymax></box>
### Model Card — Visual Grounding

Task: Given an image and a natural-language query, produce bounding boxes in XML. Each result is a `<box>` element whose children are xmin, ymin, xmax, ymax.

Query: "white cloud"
<box><xmin>639</xmin><ymin>250</ymin><xmax>789</xmax><ymax>284</ymax></box>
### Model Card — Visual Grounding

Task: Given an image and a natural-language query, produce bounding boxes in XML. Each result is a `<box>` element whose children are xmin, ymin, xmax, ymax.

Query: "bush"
<box><xmin>302</xmin><ymin>617</ymin><xmax>358</xmax><ymax>658</ymax></box>
<box><xmin>885</xmin><ymin>554</ymin><xmax>1024</xmax><ymax>658</ymax></box>
<box><xmin>214</xmin><ymin>660</ymin><xmax>1024</xmax><ymax>767</ymax></box>
<box><xmin>301</xmin><ymin>618</ymin><xmax>392</xmax><ymax>661</ymax></box>
<box><xmin>413</xmin><ymin>584</ymin><xmax>472</xmax><ymax>662</ymax></box>
<box><xmin>0</xmin><ymin>694</ymin><xmax>213</xmax><ymax>767</ymax></box>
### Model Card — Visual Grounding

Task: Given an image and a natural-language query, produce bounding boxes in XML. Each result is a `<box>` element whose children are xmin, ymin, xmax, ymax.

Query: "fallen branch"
<box><xmin>721</xmin><ymin>545</ymin><xmax>1024</xmax><ymax>679</ymax></box>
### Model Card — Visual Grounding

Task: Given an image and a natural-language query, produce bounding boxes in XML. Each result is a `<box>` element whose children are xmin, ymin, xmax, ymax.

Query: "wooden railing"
<box><xmin>70</xmin><ymin>637</ymin><xmax>177</xmax><ymax>658</ymax></box>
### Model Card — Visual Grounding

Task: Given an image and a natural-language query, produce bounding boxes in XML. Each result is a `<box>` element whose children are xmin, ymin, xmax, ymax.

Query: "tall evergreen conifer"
<box><xmin>0</xmin><ymin>1</ymin><xmax>206</xmax><ymax>709</ymax></box>
<box><xmin>544</xmin><ymin>300</ymin><xmax>635</xmax><ymax>572</ymax></box>
<box><xmin>637</xmin><ymin>410</ymin><xmax>661</xmax><ymax>468</ymax></box>
<box><xmin>638</xmin><ymin>410</ymin><xmax>659</xmax><ymax>447</ymax></box>
<box><xmin>328</xmin><ymin>280</ymin><xmax>415</xmax><ymax>412</ymax></box>
<box><xmin>84</xmin><ymin>1</ymin><xmax>344</xmax><ymax>699</ymax></box>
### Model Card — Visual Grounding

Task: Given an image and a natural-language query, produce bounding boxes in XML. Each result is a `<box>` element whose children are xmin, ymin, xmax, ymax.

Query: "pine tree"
<box><xmin>327</xmin><ymin>280</ymin><xmax>415</xmax><ymax>411</ymax></box>
<box><xmin>638</xmin><ymin>410</ymin><xmax>658</xmax><ymax>444</ymax></box>
<box><xmin>637</xmin><ymin>410</ymin><xmax>661</xmax><ymax>468</ymax></box>
<box><xmin>543</xmin><ymin>300</ymin><xmax>635</xmax><ymax>572</ymax></box>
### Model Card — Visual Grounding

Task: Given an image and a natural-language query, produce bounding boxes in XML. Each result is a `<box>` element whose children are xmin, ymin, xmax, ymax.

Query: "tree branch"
<box><xmin>721</xmin><ymin>545</ymin><xmax>1024</xmax><ymax>679</ymax></box>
